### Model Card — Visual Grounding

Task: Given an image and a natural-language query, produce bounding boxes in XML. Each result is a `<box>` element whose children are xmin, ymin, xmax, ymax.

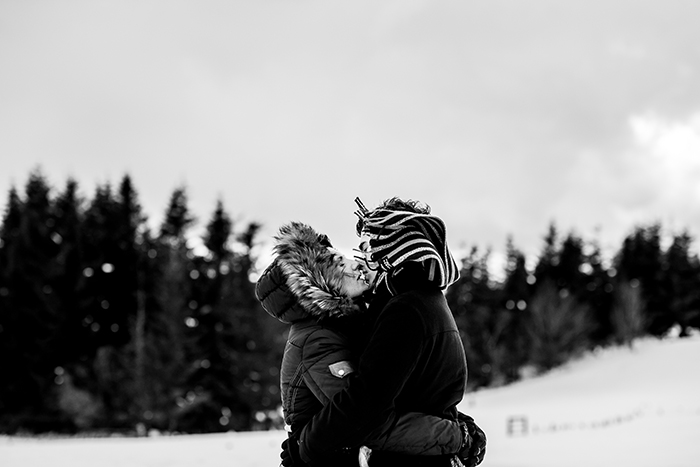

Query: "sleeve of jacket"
<box><xmin>364</xmin><ymin>412</ymin><xmax>462</xmax><ymax>455</ymax></box>
<box><xmin>301</xmin><ymin>328</ymin><xmax>356</xmax><ymax>406</ymax></box>
<box><xmin>298</xmin><ymin>297</ymin><xmax>426</xmax><ymax>462</ymax></box>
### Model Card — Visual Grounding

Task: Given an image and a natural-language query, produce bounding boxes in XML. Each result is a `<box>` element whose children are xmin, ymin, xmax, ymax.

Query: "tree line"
<box><xmin>1</xmin><ymin>170</ymin><xmax>699</xmax><ymax>434</ymax></box>
<box><xmin>0</xmin><ymin>170</ymin><xmax>286</xmax><ymax>434</ymax></box>
<box><xmin>446</xmin><ymin>223</ymin><xmax>700</xmax><ymax>389</ymax></box>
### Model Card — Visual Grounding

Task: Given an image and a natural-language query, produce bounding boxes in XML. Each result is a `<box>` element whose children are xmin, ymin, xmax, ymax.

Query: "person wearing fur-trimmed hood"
<box><xmin>256</xmin><ymin>222</ymin><xmax>471</xmax><ymax>466</ymax></box>
<box><xmin>289</xmin><ymin>198</ymin><xmax>486</xmax><ymax>467</ymax></box>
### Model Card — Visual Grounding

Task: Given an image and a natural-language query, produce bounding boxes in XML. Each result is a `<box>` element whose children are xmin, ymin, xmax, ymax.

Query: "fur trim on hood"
<box><xmin>273</xmin><ymin>222</ymin><xmax>359</xmax><ymax>320</ymax></box>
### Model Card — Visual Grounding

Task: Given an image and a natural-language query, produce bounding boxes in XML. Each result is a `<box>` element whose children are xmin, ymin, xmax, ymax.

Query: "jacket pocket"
<box><xmin>328</xmin><ymin>360</ymin><xmax>355</xmax><ymax>378</ymax></box>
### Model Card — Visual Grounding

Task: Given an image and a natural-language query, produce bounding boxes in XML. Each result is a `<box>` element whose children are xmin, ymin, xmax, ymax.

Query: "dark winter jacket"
<box><xmin>255</xmin><ymin>232</ymin><xmax>463</xmax><ymax>460</ymax></box>
<box><xmin>255</xmin><ymin>259</ymin><xmax>366</xmax><ymax>432</ymax></box>
<box><xmin>297</xmin><ymin>262</ymin><xmax>468</xmax><ymax>467</ymax></box>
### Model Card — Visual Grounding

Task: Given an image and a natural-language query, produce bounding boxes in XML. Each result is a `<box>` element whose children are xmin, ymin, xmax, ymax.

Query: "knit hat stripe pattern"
<box><xmin>361</xmin><ymin>210</ymin><xmax>459</xmax><ymax>290</ymax></box>
<box><xmin>367</xmin><ymin>230</ymin><xmax>417</xmax><ymax>255</ymax></box>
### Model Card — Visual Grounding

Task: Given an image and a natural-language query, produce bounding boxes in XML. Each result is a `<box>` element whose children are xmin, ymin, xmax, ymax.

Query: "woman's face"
<box><xmin>330</xmin><ymin>249</ymin><xmax>370</xmax><ymax>298</ymax></box>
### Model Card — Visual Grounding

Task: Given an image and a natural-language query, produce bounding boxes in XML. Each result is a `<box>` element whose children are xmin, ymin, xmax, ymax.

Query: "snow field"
<box><xmin>2</xmin><ymin>336</ymin><xmax>699</xmax><ymax>467</ymax></box>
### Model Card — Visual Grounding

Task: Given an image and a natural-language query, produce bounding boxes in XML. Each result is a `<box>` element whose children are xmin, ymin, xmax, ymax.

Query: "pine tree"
<box><xmin>234</xmin><ymin>221</ymin><xmax>286</xmax><ymax>429</ymax></box>
<box><xmin>52</xmin><ymin>179</ymin><xmax>85</xmax><ymax>364</ymax></box>
<box><xmin>83</xmin><ymin>176</ymin><xmax>147</xmax><ymax>429</ymax></box>
<box><xmin>160</xmin><ymin>187</ymin><xmax>195</xmax><ymax>240</ymax></box>
<box><xmin>90</xmin><ymin>186</ymin><xmax>197</xmax><ymax>433</ymax></box>
<box><xmin>131</xmin><ymin>227</ymin><xmax>160</xmax><ymax>431</ymax></box>
<box><xmin>0</xmin><ymin>187</ymin><xmax>21</xmax><ymax>268</ymax></box>
<box><xmin>145</xmin><ymin>186</ymin><xmax>197</xmax><ymax>431</ymax></box>
<box><xmin>48</xmin><ymin>178</ymin><xmax>111</xmax><ymax>431</ymax></box>
<box><xmin>611</xmin><ymin>280</ymin><xmax>646</xmax><ymax>347</ymax></box>
<box><xmin>110</xmin><ymin>175</ymin><xmax>143</xmax><ymax>342</ymax></box>
<box><xmin>177</xmin><ymin>199</ymin><xmax>241</xmax><ymax>432</ymax></box>
<box><xmin>0</xmin><ymin>187</ymin><xmax>23</xmax><ymax>429</ymax></box>
<box><xmin>499</xmin><ymin>237</ymin><xmax>531</xmax><ymax>382</ymax></box>
<box><xmin>0</xmin><ymin>171</ymin><xmax>68</xmax><ymax>431</ymax></box>
<box><xmin>556</xmin><ymin>233</ymin><xmax>586</xmax><ymax>294</ymax></box>
<box><xmin>581</xmin><ymin>241</ymin><xmax>615</xmax><ymax>344</ymax></box>
<box><xmin>663</xmin><ymin>232</ymin><xmax>700</xmax><ymax>336</ymax></box>
<box><xmin>615</xmin><ymin>224</ymin><xmax>668</xmax><ymax>335</ymax></box>
<box><xmin>503</xmin><ymin>236</ymin><xmax>531</xmax><ymax>305</ymax></box>
<box><xmin>533</xmin><ymin>222</ymin><xmax>559</xmax><ymax>287</ymax></box>
<box><xmin>96</xmin><ymin>227</ymin><xmax>161</xmax><ymax>433</ymax></box>
<box><xmin>207</xmin><ymin>220</ymin><xmax>285</xmax><ymax>429</ymax></box>
<box><xmin>203</xmin><ymin>199</ymin><xmax>232</xmax><ymax>259</ymax></box>
<box><xmin>79</xmin><ymin>183</ymin><xmax>123</xmax><ymax>351</ymax></box>
<box><xmin>445</xmin><ymin>246</ymin><xmax>501</xmax><ymax>388</ymax></box>
<box><xmin>525</xmin><ymin>280</ymin><xmax>595</xmax><ymax>371</ymax></box>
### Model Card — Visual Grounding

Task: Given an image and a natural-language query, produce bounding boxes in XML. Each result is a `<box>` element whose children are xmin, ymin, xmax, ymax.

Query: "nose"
<box><xmin>355</xmin><ymin>260</ymin><xmax>370</xmax><ymax>274</ymax></box>
<box><xmin>349</xmin><ymin>259</ymin><xmax>362</xmax><ymax>271</ymax></box>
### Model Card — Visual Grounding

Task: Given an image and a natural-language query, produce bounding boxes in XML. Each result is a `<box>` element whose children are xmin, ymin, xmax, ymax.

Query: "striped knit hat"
<box><xmin>354</xmin><ymin>197</ymin><xmax>460</xmax><ymax>291</ymax></box>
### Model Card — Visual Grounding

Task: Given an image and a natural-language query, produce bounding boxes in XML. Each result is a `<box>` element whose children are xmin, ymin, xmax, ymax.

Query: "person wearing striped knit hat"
<box><xmin>286</xmin><ymin>197</ymin><xmax>486</xmax><ymax>467</ymax></box>
<box><xmin>352</xmin><ymin>197</ymin><xmax>460</xmax><ymax>294</ymax></box>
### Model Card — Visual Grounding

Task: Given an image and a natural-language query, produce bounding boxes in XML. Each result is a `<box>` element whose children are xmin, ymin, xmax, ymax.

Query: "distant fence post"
<box><xmin>507</xmin><ymin>416</ymin><xmax>528</xmax><ymax>436</ymax></box>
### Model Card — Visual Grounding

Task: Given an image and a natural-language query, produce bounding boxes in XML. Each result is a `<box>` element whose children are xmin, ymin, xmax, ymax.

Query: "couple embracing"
<box><xmin>256</xmin><ymin>197</ymin><xmax>487</xmax><ymax>467</ymax></box>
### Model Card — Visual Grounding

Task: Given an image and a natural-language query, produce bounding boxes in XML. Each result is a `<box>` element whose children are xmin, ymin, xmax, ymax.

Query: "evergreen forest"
<box><xmin>1</xmin><ymin>170</ymin><xmax>699</xmax><ymax>435</ymax></box>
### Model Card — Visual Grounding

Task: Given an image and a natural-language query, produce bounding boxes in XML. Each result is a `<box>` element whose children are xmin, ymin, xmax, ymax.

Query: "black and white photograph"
<box><xmin>1</xmin><ymin>2</ymin><xmax>699</xmax><ymax>466</ymax></box>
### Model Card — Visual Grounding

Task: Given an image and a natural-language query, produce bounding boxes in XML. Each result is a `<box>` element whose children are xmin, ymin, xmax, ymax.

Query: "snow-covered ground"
<box><xmin>2</xmin><ymin>335</ymin><xmax>699</xmax><ymax>467</ymax></box>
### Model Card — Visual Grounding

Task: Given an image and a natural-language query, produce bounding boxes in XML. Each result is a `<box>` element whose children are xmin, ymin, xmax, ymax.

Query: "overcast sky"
<box><xmin>2</xmin><ymin>1</ymin><xmax>700</xmax><ymax>270</ymax></box>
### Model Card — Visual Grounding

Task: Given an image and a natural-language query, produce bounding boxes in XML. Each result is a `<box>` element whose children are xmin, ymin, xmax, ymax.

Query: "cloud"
<box><xmin>527</xmin><ymin>110</ymin><xmax>700</xmax><ymax>259</ymax></box>
<box><xmin>627</xmin><ymin>111</ymin><xmax>700</xmax><ymax>226</ymax></box>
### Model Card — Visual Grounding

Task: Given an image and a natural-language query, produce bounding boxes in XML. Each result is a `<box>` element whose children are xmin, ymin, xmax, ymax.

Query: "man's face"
<box><xmin>355</xmin><ymin>234</ymin><xmax>378</xmax><ymax>287</ymax></box>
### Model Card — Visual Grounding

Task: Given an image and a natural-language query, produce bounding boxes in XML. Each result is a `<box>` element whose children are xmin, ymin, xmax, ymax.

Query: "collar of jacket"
<box><xmin>382</xmin><ymin>262</ymin><xmax>436</xmax><ymax>297</ymax></box>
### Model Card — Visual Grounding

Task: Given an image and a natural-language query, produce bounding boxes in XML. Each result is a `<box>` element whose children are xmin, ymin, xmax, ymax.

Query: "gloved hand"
<box><xmin>456</xmin><ymin>413</ymin><xmax>486</xmax><ymax>467</ymax></box>
<box><xmin>281</xmin><ymin>436</ymin><xmax>308</xmax><ymax>467</ymax></box>
<box><xmin>457</xmin><ymin>418</ymin><xmax>472</xmax><ymax>457</ymax></box>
